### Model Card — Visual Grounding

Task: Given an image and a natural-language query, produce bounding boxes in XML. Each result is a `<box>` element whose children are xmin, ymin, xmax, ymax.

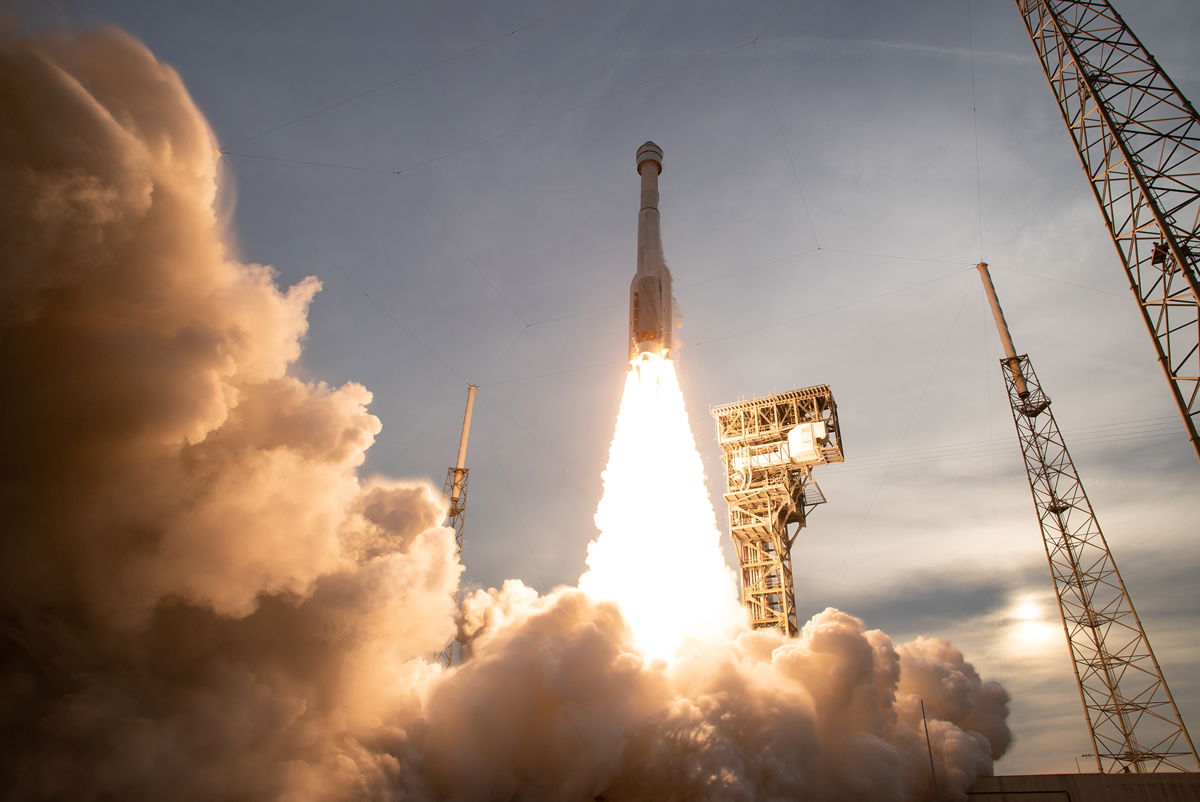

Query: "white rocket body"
<box><xmin>629</xmin><ymin>141</ymin><xmax>674</xmax><ymax>362</ymax></box>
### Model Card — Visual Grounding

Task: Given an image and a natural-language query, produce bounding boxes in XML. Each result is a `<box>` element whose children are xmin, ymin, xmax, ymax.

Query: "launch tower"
<box><xmin>978</xmin><ymin>262</ymin><xmax>1198</xmax><ymax>773</ymax></box>
<box><xmin>712</xmin><ymin>387</ymin><xmax>844</xmax><ymax>635</ymax></box>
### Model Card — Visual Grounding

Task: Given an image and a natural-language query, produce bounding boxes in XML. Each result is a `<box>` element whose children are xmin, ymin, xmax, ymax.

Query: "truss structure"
<box><xmin>1002</xmin><ymin>354</ymin><xmax>1198</xmax><ymax>772</ymax></box>
<box><xmin>1017</xmin><ymin>0</ymin><xmax>1200</xmax><ymax>460</ymax></box>
<box><xmin>438</xmin><ymin>385</ymin><xmax>476</xmax><ymax>667</ymax></box>
<box><xmin>711</xmin><ymin>386</ymin><xmax>843</xmax><ymax>636</ymax></box>
<box><xmin>436</xmin><ymin>465</ymin><xmax>468</xmax><ymax>667</ymax></box>
<box><xmin>442</xmin><ymin>466</ymin><xmax>469</xmax><ymax>562</ymax></box>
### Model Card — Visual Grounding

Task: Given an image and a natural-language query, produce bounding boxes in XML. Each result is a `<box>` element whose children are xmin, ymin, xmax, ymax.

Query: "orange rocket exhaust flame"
<box><xmin>579</xmin><ymin>354</ymin><xmax>744</xmax><ymax>661</ymax></box>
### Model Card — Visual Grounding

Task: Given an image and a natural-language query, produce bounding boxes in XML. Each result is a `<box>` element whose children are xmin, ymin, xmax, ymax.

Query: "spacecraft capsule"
<box><xmin>629</xmin><ymin>141</ymin><xmax>674</xmax><ymax>362</ymax></box>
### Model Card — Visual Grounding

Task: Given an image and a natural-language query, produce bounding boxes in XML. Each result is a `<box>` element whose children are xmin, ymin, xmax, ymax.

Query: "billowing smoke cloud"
<box><xmin>0</xmin><ymin>28</ymin><xmax>461</xmax><ymax>799</ymax></box>
<box><xmin>0</xmin><ymin>29</ymin><xmax>1010</xmax><ymax>801</ymax></box>
<box><xmin>452</xmin><ymin>587</ymin><xmax>1010</xmax><ymax>801</ymax></box>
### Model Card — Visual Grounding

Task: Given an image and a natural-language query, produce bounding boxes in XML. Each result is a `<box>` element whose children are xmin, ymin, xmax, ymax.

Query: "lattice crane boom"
<box><xmin>979</xmin><ymin>262</ymin><xmax>1198</xmax><ymax>773</ymax></box>
<box><xmin>1016</xmin><ymin>0</ymin><xmax>1200</xmax><ymax>460</ymax></box>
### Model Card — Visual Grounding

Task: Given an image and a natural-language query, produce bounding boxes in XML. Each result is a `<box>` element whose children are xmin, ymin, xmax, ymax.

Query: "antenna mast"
<box><xmin>979</xmin><ymin>262</ymin><xmax>1197</xmax><ymax>773</ymax></box>
<box><xmin>440</xmin><ymin>384</ymin><xmax>476</xmax><ymax>666</ymax></box>
<box><xmin>1015</xmin><ymin>0</ymin><xmax>1200</xmax><ymax>459</ymax></box>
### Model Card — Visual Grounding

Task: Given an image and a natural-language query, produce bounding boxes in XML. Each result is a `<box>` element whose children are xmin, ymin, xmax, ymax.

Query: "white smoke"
<box><xmin>453</xmin><ymin>589</ymin><xmax>1010</xmax><ymax>801</ymax></box>
<box><xmin>0</xmin><ymin>28</ymin><xmax>1011</xmax><ymax>801</ymax></box>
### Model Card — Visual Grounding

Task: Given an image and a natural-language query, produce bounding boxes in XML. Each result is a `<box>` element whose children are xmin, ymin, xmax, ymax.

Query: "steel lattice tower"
<box><xmin>711</xmin><ymin>387</ymin><xmax>843</xmax><ymax>635</ymax></box>
<box><xmin>439</xmin><ymin>385</ymin><xmax>476</xmax><ymax>667</ymax></box>
<box><xmin>979</xmin><ymin>263</ymin><xmax>1198</xmax><ymax>773</ymax></box>
<box><xmin>1016</xmin><ymin>0</ymin><xmax>1200</xmax><ymax>460</ymax></box>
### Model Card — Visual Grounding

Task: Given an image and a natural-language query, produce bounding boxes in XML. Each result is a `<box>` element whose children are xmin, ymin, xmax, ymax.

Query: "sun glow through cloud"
<box><xmin>579</xmin><ymin>355</ymin><xmax>745</xmax><ymax>661</ymax></box>
<box><xmin>1008</xmin><ymin>596</ymin><xmax>1060</xmax><ymax>650</ymax></box>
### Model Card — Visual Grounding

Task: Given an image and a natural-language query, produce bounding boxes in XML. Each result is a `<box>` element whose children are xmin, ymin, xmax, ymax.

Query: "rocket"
<box><xmin>629</xmin><ymin>141</ymin><xmax>674</xmax><ymax>362</ymax></box>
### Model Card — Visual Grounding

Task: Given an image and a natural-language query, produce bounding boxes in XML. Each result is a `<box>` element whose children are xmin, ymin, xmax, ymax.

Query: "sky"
<box><xmin>14</xmin><ymin>0</ymin><xmax>1199</xmax><ymax>776</ymax></box>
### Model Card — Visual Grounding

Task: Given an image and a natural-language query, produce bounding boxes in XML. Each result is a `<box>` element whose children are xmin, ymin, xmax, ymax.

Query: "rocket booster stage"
<box><xmin>629</xmin><ymin>141</ymin><xmax>674</xmax><ymax>362</ymax></box>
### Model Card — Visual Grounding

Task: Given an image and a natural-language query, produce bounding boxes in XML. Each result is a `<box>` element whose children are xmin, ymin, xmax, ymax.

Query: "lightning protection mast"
<box><xmin>1016</xmin><ymin>0</ymin><xmax>1200</xmax><ymax>460</ymax></box>
<box><xmin>711</xmin><ymin>388</ymin><xmax>844</xmax><ymax>636</ymax></box>
<box><xmin>439</xmin><ymin>384</ymin><xmax>476</xmax><ymax>667</ymax></box>
<box><xmin>978</xmin><ymin>262</ymin><xmax>1198</xmax><ymax>773</ymax></box>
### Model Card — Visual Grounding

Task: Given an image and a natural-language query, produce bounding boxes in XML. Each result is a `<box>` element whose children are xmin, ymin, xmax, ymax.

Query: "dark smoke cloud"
<box><xmin>0</xmin><ymin>29</ymin><xmax>1010</xmax><ymax>801</ymax></box>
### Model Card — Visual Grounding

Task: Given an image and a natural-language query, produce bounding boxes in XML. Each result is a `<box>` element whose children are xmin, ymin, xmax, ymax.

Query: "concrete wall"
<box><xmin>969</xmin><ymin>773</ymin><xmax>1200</xmax><ymax>802</ymax></box>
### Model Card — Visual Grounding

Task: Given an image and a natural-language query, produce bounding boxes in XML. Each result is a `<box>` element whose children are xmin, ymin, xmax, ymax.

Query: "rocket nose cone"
<box><xmin>636</xmin><ymin>141</ymin><xmax>664</xmax><ymax>174</ymax></box>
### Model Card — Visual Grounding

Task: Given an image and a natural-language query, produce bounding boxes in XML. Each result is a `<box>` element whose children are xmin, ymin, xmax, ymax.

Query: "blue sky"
<box><xmin>18</xmin><ymin>0</ymin><xmax>1200</xmax><ymax>774</ymax></box>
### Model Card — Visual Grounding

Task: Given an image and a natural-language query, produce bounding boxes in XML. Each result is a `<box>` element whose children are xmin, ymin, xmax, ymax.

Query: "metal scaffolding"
<box><xmin>1016</xmin><ymin>0</ymin><xmax>1200</xmax><ymax>460</ymax></box>
<box><xmin>979</xmin><ymin>263</ymin><xmax>1198</xmax><ymax>773</ymax></box>
<box><xmin>711</xmin><ymin>387</ymin><xmax>844</xmax><ymax>636</ymax></box>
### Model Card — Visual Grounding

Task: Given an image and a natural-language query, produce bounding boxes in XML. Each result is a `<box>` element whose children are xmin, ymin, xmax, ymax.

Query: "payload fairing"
<box><xmin>629</xmin><ymin>141</ymin><xmax>674</xmax><ymax>362</ymax></box>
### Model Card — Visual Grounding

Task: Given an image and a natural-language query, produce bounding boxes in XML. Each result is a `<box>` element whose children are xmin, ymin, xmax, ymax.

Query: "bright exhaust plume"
<box><xmin>580</xmin><ymin>354</ymin><xmax>744</xmax><ymax>659</ymax></box>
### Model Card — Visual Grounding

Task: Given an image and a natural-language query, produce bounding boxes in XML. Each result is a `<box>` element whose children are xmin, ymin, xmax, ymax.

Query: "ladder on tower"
<box><xmin>978</xmin><ymin>262</ymin><xmax>1198</xmax><ymax>774</ymax></box>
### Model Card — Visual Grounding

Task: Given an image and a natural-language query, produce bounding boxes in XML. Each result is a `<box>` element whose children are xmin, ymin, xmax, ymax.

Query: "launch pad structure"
<box><xmin>712</xmin><ymin>387</ymin><xmax>844</xmax><ymax>636</ymax></box>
